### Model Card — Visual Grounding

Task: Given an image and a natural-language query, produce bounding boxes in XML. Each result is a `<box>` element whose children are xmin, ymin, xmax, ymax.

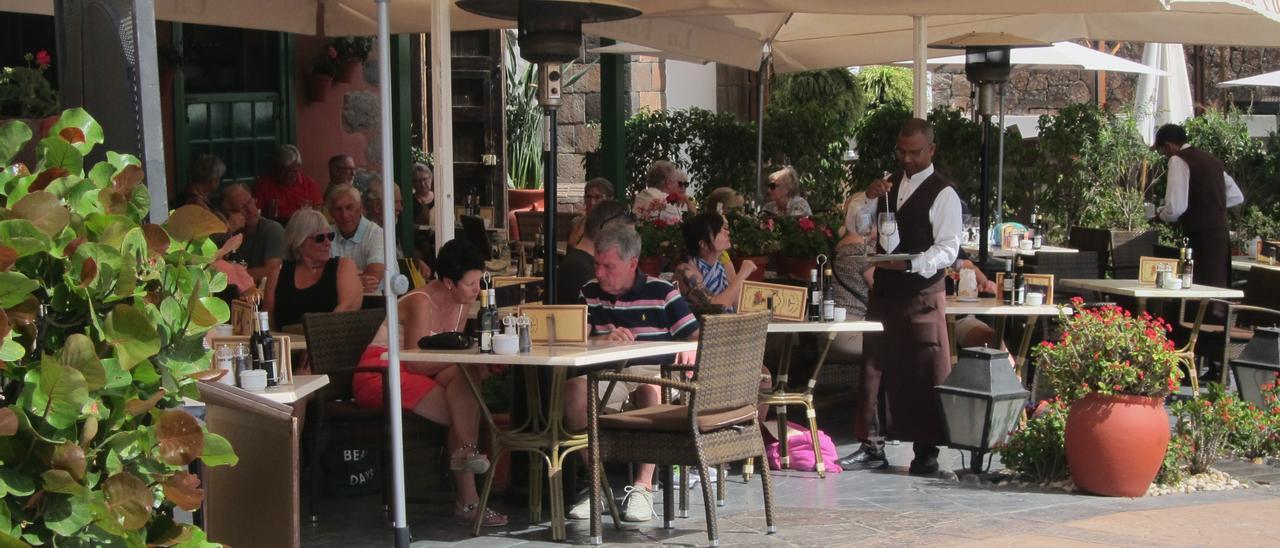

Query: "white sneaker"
<box><xmin>620</xmin><ymin>483</ymin><xmax>655</xmax><ymax>522</ymax></box>
<box><xmin>672</xmin><ymin>466</ymin><xmax>718</xmax><ymax>488</ymax></box>
<box><xmin>567</xmin><ymin>493</ymin><xmax>592</xmax><ymax>520</ymax></box>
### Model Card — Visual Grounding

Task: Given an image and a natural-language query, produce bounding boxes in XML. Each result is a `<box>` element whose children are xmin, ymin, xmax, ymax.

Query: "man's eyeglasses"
<box><xmin>767</xmin><ymin>183</ymin><xmax>778</xmax><ymax>191</ymax></box>
<box><xmin>677</xmin><ymin>180</ymin><xmax>690</xmax><ymax>189</ymax></box>
<box><xmin>312</xmin><ymin>232</ymin><xmax>336</xmax><ymax>243</ymax></box>
<box><xmin>894</xmin><ymin>146</ymin><xmax>930</xmax><ymax>159</ymax></box>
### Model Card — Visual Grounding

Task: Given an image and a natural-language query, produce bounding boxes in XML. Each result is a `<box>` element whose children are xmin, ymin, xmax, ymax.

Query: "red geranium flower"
<box><xmin>35</xmin><ymin>50</ymin><xmax>51</xmax><ymax>67</ymax></box>
<box><xmin>797</xmin><ymin>216</ymin><xmax>816</xmax><ymax>232</ymax></box>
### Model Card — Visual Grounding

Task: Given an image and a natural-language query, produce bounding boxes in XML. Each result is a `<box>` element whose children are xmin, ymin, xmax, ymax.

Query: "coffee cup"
<box><xmin>1025</xmin><ymin>292</ymin><xmax>1044</xmax><ymax>306</ymax></box>
<box><xmin>1019</xmin><ymin>239</ymin><xmax>1034</xmax><ymax>251</ymax></box>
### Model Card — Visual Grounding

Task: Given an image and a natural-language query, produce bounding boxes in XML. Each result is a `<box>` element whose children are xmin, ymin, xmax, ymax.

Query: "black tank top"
<box><xmin>275</xmin><ymin>258</ymin><xmax>340</xmax><ymax>328</ymax></box>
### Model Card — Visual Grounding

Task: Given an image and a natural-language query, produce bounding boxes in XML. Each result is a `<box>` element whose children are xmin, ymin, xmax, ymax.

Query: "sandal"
<box><xmin>455</xmin><ymin>502</ymin><xmax>508</xmax><ymax>527</ymax></box>
<box><xmin>450</xmin><ymin>444</ymin><xmax>491</xmax><ymax>475</ymax></box>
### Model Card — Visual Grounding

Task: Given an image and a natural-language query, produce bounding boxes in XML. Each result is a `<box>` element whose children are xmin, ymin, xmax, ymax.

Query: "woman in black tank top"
<box><xmin>264</xmin><ymin>210</ymin><xmax>363</xmax><ymax>331</ymax></box>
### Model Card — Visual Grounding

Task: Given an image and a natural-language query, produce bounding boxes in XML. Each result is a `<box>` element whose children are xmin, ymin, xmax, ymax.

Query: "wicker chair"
<box><xmin>587</xmin><ymin>312</ymin><xmax>776</xmax><ymax>547</ymax></box>
<box><xmin>1026</xmin><ymin>251</ymin><xmax>1101</xmax><ymax>303</ymax></box>
<box><xmin>301</xmin><ymin>309</ymin><xmax>446</xmax><ymax>521</ymax></box>
<box><xmin>1110</xmin><ymin>229</ymin><xmax>1158</xmax><ymax>280</ymax></box>
<box><xmin>1195</xmin><ymin>267</ymin><xmax>1280</xmax><ymax>386</ymax></box>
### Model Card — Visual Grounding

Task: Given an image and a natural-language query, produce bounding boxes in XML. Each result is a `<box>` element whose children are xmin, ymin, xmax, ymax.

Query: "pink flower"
<box><xmin>328</xmin><ymin>46</ymin><xmax>339</xmax><ymax>59</ymax></box>
<box><xmin>797</xmin><ymin>217</ymin><xmax>816</xmax><ymax>232</ymax></box>
<box><xmin>35</xmin><ymin>50</ymin><xmax>51</xmax><ymax>67</ymax></box>
<box><xmin>762</xmin><ymin>219</ymin><xmax>775</xmax><ymax>231</ymax></box>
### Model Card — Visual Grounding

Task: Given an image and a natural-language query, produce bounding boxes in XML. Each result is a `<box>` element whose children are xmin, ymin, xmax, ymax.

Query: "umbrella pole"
<box><xmin>377</xmin><ymin>2</ymin><xmax>408</xmax><ymax>547</ymax></box>
<box><xmin>996</xmin><ymin>83</ymin><xmax>1005</xmax><ymax>227</ymax></box>
<box><xmin>544</xmin><ymin>105</ymin><xmax>559</xmax><ymax>303</ymax></box>
<box><xmin>755</xmin><ymin>52</ymin><xmax>769</xmax><ymax>203</ymax></box>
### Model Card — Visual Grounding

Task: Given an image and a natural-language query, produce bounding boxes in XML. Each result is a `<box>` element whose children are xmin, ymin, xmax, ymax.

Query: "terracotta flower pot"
<box><xmin>335</xmin><ymin>60</ymin><xmax>362</xmax><ymax>83</ymax></box>
<box><xmin>637</xmin><ymin>256</ymin><xmax>665</xmax><ymax>278</ymax></box>
<box><xmin>771</xmin><ymin>254</ymin><xmax>817</xmax><ymax>281</ymax></box>
<box><xmin>507</xmin><ymin>187</ymin><xmax>545</xmax><ymax>212</ymax></box>
<box><xmin>305</xmin><ymin>73</ymin><xmax>333</xmax><ymax>102</ymax></box>
<box><xmin>731</xmin><ymin>254</ymin><xmax>769</xmax><ymax>282</ymax></box>
<box><xmin>1065</xmin><ymin>393</ymin><xmax>1170</xmax><ymax>497</ymax></box>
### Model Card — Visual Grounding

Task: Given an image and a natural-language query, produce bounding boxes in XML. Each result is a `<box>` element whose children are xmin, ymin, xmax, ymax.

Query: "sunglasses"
<box><xmin>767</xmin><ymin>183</ymin><xmax>778</xmax><ymax>190</ymax></box>
<box><xmin>677</xmin><ymin>180</ymin><xmax>690</xmax><ymax>189</ymax></box>
<box><xmin>312</xmin><ymin>232</ymin><xmax>336</xmax><ymax>243</ymax></box>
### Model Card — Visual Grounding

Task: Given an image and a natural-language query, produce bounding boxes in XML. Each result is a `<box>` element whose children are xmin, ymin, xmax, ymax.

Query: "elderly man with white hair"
<box><xmin>327</xmin><ymin>183</ymin><xmax>385</xmax><ymax>293</ymax></box>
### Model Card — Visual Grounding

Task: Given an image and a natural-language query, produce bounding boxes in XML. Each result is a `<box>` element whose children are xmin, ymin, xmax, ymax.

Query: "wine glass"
<box><xmin>854</xmin><ymin>209</ymin><xmax>876</xmax><ymax>257</ymax></box>
<box><xmin>878</xmin><ymin>212</ymin><xmax>898</xmax><ymax>242</ymax></box>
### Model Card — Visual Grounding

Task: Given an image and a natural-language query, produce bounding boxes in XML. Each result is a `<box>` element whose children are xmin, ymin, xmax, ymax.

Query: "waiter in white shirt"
<box><xmin>1150</xmin><ymin>123</ymin><xmax>1244</xmax><ymax>288</ymax></box>
<box><xmin>848</xmin><ymin>118</ymin><xmax>962</xmax><ymax>476</ymax></box>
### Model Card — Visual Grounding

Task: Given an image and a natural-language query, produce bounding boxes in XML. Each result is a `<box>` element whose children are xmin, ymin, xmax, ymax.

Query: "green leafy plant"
<box><xmin>1168</xmin><ymin>386</ymin><xmax>1236</xmax><ymax>474</ymax></box>
<box><xmin>624</xmin><ymin>108</ymin><xmax>756</xmax><ymax>203</ymax></box>
<box><xmin>764</xmin><ymin>69</ymin><xmax>861</xmax><ymax>212</ymax></box>
<box><xmin>505</xmin><ymin>30</ymin><xmax>591</xmax><ymax>190</ymax></box>
<box><xmin>329</xmin><ymin>37</ymin><xmax>374</xmax><ymax>64</ymax></box>
<box><xmin>854</xmin><ymin>66</ymin><xmax>912</xmax><ymax>113</ymax></box>
<box><xmin>726</xmin><ymin>212</ymin><xmax>780</xmax><ymax>257</ymax></box>
<box><xmin>0</xmin><ymin>109</ymin><xmax>236</xmax><ymax>545</ymax></box>
<box><xmin>850</xmin><ymin>104</ymin><xmax>910</xmax><ymax>191</ymax></box>
<box><xmin>1034</xmin><ymin>299</ymin><xmax>1184</xmax><ymax>403</ymax></box>
<box><xmin>996</xmin><ymin>399</ymin><xmax>1069</xmax><ymax>483</ymax></box>
<box><xmin>0</xmin><ymin>51</ymin><xmax>58</xmax><ymax>119</ymax></box>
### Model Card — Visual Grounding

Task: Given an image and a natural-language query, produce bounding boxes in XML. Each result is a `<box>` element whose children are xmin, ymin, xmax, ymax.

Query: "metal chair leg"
<box><xmin>805</xmin><ymin>405</ymin><xmax>826</xmax><ymax>478</ymax></box>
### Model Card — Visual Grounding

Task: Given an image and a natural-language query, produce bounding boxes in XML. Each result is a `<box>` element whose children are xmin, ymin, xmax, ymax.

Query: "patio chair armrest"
<box><xmin>590</xmin><ymin>371</ymin><xmax>696</xmax><ymax>394</ymax></box>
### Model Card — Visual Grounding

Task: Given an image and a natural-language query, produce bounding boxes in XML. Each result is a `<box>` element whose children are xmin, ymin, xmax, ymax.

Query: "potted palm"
<box><xmin>1034</xmin><ymin>298</ymin><xmax>1183</xmax><ymax>497</ymax></box>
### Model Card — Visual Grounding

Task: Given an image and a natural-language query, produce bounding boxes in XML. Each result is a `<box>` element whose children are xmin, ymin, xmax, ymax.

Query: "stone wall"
<box><xmin>551</xmin><ymin>38</ymin><xmax>606</xmax><ymax>210</ymax></box>
<box><xmin>930</xmin><ymin>43</ymin><xmax>1280</xmax><ymax>116</ymax></box>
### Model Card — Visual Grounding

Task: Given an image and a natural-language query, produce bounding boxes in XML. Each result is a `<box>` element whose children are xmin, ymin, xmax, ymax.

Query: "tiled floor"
<box><xmin>301</xmin><ymin>430</ymin><xmax>1280</xmax><ymax>547</ymax></box>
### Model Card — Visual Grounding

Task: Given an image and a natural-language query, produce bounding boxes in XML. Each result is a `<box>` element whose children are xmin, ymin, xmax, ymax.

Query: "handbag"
<box><xmin>418</xmin><ymin>331</ymin><xmax>473</xmax><ymax>350</ymax></box>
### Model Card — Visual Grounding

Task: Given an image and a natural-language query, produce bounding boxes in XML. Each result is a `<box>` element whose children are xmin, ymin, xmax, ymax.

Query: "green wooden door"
<box><xmin>181</xmin><ymin>94</ymin><xmax>282</xmax><ymax>186</ymax></box>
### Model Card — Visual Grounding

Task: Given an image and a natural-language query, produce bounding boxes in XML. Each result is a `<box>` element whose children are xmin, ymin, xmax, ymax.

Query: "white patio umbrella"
<box><xmin>1220</xmin><ymin>70</ymin><xmax>1280</xmax><ymax>87</ymax></box>
<box><xmin>918</xmin><ymin>41</ymin><xmax>1168</xmax><ymax>75</ymax></box>
<box><xmin>1136</xmin><ymin>43</ymin><xmax>1195</xmax><ymax>145</ymax></box>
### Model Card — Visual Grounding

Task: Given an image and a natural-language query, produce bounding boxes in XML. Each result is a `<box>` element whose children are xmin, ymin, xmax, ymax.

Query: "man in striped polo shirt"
<box><xmin>562</xmin><ymin>224</ymin><xmax>700</xmax><ymax>523</ymax></box>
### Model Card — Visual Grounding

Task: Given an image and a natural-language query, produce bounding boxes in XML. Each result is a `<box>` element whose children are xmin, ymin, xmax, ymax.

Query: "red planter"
<box><xmin>1065</xmin><ymin>393</ymin><xmax>1170</xmax><ymax>497</ymax></box>
<box><xmin>637</xmin><ymin>256</ymin><xmax>665</xmax><ymax>278</ymax></box>
<box><xmin>731</xmin><ymin>254</ymin><xmax>769</xmax><ymax>282</ymax></box>
<box><xmin>305</xmin><ymin>73</ymin><xmax>333</xmax><ymax>102</ymax></box>
<box><xmin>335</xmin><ymin>60</ymin><xmax>362</xmax><ymax>84</ymax></box>
<box><xmin>507</xmin><ymin>188</ymin><xmax>546</xmax><ymax>212</ymax></box>
<box><xmin>771</xmin><ymin>255</ymin><xmax>817</xmax><ymax>280</ymax></box>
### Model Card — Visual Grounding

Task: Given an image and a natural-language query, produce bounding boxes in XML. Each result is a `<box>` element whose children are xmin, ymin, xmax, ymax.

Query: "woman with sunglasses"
<box><xmin>763</xmin><ymin>166</ymin><xmax>813</xmax><ymax>217</ymax></box>
<box><xmin>632</xmin><ymin>160</ymin><xmax>695</xmax><ymax>223</ymax></box>
<box><xmin>264</xmin><ymin>209</ymin><xmax>363</xmax><ymax>331</ymax></box>
<box><xmin>351</xmin><ymin>238</ymin><xmax>508</xmax><ymax>527</ymax></box>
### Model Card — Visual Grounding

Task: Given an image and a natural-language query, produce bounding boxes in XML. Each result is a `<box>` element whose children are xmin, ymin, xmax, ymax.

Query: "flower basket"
<box><xmin>335</xmin><ymin>60</ymin><xmax>362</xmax><ymax>84</ymax></box>
<box><xmin>726</xmin><ymin>212</ymin><xmax>781</xmax><ymax>257</ymax></box>
<box><xmin>774</xmin><ymin>214</ymin><xmax>836</xmax><ymax>258</ymax></box>
<box><xmin>637</xmin><ymin>256</ymin><xmax>665</xmax><ymax>277</ymax></box>
<box><xmin>635</xmin><ymin>215</ymin><xmax>683</xmax><ymax>269</ymax></box>
<box><xmin>771</xmin><ymin>254</ymin><xmax>817</xmax><ymax>280</ymax></box>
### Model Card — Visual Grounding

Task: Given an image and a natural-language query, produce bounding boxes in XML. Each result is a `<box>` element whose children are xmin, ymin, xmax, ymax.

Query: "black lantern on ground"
<box><xmin>931</xmin><ymin>32</ymin><xmax>1048</xmax><ymax>265</ymax></box>
<box><xmin>936</xmin><ymin>347</ymin><xmax>1029</xmax><ymax>473</ymax></box>
<box><xmin>1231</xmin><ymin>327</ymin><xmax>1280</xmax><ymax>407</ymax></box>
<box><xmin>458</xmin><ymin>0</ymin><xmax>640</xmax><ymax>304</ymax></box>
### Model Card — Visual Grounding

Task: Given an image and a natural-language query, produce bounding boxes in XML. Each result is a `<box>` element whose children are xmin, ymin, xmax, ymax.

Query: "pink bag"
<box><xmin>764</xmin><ymin>421</ymin><xmax>842</xmax><ymax>474</ymax></box>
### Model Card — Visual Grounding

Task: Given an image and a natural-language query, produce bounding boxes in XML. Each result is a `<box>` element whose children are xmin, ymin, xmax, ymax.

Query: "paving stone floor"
<box><xmin>300</xmin><ymin>425</ymin><xmax>1280</xmax><ymax>547</ymax></box>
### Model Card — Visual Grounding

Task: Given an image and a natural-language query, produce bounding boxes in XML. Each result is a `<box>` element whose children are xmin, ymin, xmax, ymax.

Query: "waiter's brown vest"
<box><xmin>873</xmin><ymin>170</ymin><xmax>954</xmax><ymax>296</ymax></box>
<box><xmin>1173</xmin><ymin>146</ymin><xmax>1228</xmax><ymax>233</ymax></box>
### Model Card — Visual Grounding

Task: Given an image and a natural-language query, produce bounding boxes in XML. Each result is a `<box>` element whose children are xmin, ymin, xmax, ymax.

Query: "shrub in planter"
<box><xmin>995</xmin><ymin>399</ymin><xmax>1069</xmax><ymax>484</ymax></box>
<box><xmin>1034</xmin><ymin>299</ymin><xmax>1183</xmax><ymax>496</ymax></box>
<box><xmin>0</xmin><ymin>110</ymin><xmax>236</xmax><ymax>544</ymax></box>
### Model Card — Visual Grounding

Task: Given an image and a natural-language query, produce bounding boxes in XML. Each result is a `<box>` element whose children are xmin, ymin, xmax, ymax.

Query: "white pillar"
<box><xmin>431</xmin><ymin>0</ymin><xmax>455</xmax><ymax>250</ymax></box>
<box><xmin>912</xmin><ymin>15</ymin><xmax>928</xmax><ymax>118</ymax></box>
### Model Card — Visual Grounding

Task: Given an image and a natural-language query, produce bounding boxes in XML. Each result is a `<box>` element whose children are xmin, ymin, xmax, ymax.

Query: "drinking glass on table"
<box><xmin>878</xmin><ymin>212</ymin><xmax>898</xmax><ymax>239</ymax></box>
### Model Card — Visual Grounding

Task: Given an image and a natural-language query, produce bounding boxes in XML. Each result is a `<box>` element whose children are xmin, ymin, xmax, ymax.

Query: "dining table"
<box><xmin>1058</xmin><ymin>278</ymin><xmax>1243</xmax><ymax>314</ymax></box>
<box><xmin>393</xmin><ymin>339</ymin><xmax>698</xmax><ymax>541</ymax></box>
<box><xmin>961</xmin><ymin>243</ymin><xmax>1078</xmax><ymax>259</ymax></box>
<box><xmin>943</xmin><ymin>297</ymin><xmax>1071</xmax><ymax>381</ymax></box>
<box><xmin>1231</xmin><ymin>256</ymin><xmax>1280</xmax><ymax>273</ymax></box>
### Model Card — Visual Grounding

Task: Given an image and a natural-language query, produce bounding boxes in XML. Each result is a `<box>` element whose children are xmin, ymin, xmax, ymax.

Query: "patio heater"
<box><xmin>935</xmin><ymin>347</ymin><xmax>1029</xmax><ymax>473</ymax></box>
<box><xmin>458</xmin><ymin>0</ymin><xmax>640</xmax><ymax>304</ymax></box>
<box><xmin>1230</xmin><ymin>327</ymin><xmax>1280</xmax><ymax>407</ymax></box>
<box><xmin>931</xmin><ymin>33</ymin><xmax>1047</xmax><ymax>265</ymax></box>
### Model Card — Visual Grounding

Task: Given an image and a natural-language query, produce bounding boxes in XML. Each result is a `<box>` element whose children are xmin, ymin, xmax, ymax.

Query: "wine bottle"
<box><xmin>1030</xmin><ymin>206</ymin><xmax>1044</xmax><ymax>250</ymax></box>
<box><xmin>478</xmin><ymin>289</ymin><xmax>494</xmax><ymax>353</ymax></box>
<box><xmin>250</xmin><ymin>310</ymin><xmax>277</xmax><ymax>387</ymax></box>
<box><xmin>808</xmin><ymin>269</ymin><xmax>821</xmax><ymax>322</ymax></box>
<box><xmin>822</xmin><ymin>267</ymin><xmax>836</xmax><ymax>322</ymax></box>
<box><xmin>1013</xmin><ymin>258</ymin><xmax>1027</xmax><ymax>306</ymax></box>
<box><xmin>1003</xmin><ymin>259</ymin><xmax>1015</xmax><ymax>306</ymax></box>
<box><xmin>487</xmin><ymin>289</ymin><xmax>501</xmax><ymax>342</ymax></box>
<box><xmin>1181</xmin><ymin>246</ymin><xmax>1195</xmax><ymax>289</ymax></box>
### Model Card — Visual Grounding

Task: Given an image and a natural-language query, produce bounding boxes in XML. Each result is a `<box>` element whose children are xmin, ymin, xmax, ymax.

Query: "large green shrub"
<box><xmin>0</xmin><ymin>109</ymin><xmax>235</xmax><ymax>545</ymax></box>
<box><xmin>624</xmin><ymin>108</ymin><xmax>757</xmax><ymax>202</ymax></box>
<box><xmin>763</xmin><ymin>69</ymin><xmax>862</xmax><ymax>212</ymax></box>
<box><xmin>854</xmin><ymin>66</ymin><xmax>912</xmax><ymax>113</ymax></box>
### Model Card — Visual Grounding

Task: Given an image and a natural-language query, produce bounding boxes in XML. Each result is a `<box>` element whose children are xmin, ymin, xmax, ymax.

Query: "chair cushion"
<box><xmin>598</xmin><ymin>403</ymin><xmax>757</xmax><ymax>433</ymax></box>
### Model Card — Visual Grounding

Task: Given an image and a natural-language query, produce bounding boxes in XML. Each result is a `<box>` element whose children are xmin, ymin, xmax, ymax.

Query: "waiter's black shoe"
<box><xmin>837</xmin><ymin>445</ymin><xmax>888</xmax><ymax>469</ymax></box>
<box><xmin>908</xmin><ymin>444</ymin><xmax>940</xmax><ymax>476</ymax></box>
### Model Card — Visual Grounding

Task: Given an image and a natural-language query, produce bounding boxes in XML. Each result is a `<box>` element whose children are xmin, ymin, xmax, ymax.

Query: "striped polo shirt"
<box><xmin>579</xmin><ymin>270</ymin><xmax>700</xmax><ymax>349</ymax></box>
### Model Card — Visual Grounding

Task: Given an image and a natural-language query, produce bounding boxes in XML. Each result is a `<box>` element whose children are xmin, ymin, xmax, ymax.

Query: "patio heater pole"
<box><xmin>979</xmin><ymin>103</ymin><xmax>991</xmax><ymax>264</ymax></box>
<box><xmin>378</xmin><ymin>2</ymin><xmax>410</xmax><ymax>546</ymax></box>
<box><xmin>996</xmin><ymin>83</ymin><xmax>1005</xmax><ymax>227</ymax></box>
<box><xmin>543</xmin><ymin>82</ymin><xmax>560</xmax><ymax>304</ymax></box>
<box><xmin>755</xmin><ymin>48</ymin><xmax>770</xmax><ymax>203</ymax></box>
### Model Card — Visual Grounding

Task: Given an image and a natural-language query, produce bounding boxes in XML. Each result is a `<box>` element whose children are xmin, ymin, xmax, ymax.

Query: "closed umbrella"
<box><xmin>1136</xmin><ymin>43</ymin><xmax>1195</xmax><ymax>145</ymax></box>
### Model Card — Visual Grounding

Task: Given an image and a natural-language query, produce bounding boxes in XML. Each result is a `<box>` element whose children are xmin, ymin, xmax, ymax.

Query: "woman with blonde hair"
<box><xmin>263</xmin><ymin>209</ymin><xmax>363</xmax><ymax>330</ymax></box>
<box><xmin>763</xmin><ymin>166</ymin><xmax>812</xmax><ymax>217</ymax></box>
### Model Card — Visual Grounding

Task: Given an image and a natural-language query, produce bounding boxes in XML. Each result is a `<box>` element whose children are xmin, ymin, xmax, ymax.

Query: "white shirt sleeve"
<box><xmin>1158</xmin><ymin>155</ymin><xmax>1189</xmax><ymax>223</ymax></box>
<box><xmin>909</xmin><ymin>186</ymin><xmax>962</xmax><ymax>278</ymax></box>
<box><xmin>1224</xmin><ymin>172</ymin><xmax>1245</xmax><ymax>208</ymax></box>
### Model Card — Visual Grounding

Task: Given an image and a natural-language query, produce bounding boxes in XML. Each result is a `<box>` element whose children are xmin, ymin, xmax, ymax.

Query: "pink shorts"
<box><xmin>352</xmin><ymin>345</ymin><xmax>439</xmax><ymax>411</ymax></box>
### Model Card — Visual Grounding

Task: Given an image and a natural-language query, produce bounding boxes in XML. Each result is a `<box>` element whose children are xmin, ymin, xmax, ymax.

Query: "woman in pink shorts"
<box><xmin>351</xmin><ymin>239</ymin><xmax>506</xmax><ymax>526</ymax></box>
